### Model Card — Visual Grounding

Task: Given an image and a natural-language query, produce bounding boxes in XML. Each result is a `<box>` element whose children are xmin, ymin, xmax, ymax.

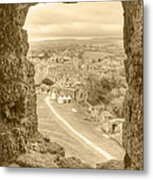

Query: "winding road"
<box><xmin>37</xmin><ymin>95</ymin><xmax>125</xmax><ymax>167</ymax></box>
<box><xmin>45</xmin><ymin>96</ymin><xmax>115</xmax><ymax>161</ymax></box>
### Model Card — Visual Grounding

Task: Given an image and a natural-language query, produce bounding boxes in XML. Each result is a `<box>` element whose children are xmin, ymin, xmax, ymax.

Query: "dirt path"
<box><xmin>37</xmin><ymin>96</ymin><xmax>109</xmax><ymax>166</ymax></box>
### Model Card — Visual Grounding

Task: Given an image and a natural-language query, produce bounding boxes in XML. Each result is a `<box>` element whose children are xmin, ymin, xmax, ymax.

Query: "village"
<box><xmin>28</xmin><ymin>38</ymin><xmax>126</xmax><ymax>145</ymax></box>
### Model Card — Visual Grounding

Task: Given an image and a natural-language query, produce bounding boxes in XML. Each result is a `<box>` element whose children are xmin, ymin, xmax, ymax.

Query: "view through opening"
<box><xmin>24</xmin><ymin>1</ymin><xmax>127</xmax><ymax>166</ymax></box>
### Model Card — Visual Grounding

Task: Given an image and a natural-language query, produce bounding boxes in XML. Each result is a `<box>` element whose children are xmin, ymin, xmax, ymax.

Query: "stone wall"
<box><xmin>122</xmin><ymin>0</ymin><xmax>143</xmax><ymax>170</ymax></box>
<box><xmin>0</xmin><ymin>1</ymin><xmax>143</xmax><ymax>169</ymax></box>
<box><xmin>0</xmin><ymin>4</ymin><xmax>38</xmax><ymax>165</ymax></box>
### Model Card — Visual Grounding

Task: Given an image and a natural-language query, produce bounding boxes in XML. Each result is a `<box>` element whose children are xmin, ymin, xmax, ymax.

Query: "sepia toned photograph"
<box><xmin>0</xmin><ymin>0</ymin><xmax>143</xmax><ymax>170</ymax></box>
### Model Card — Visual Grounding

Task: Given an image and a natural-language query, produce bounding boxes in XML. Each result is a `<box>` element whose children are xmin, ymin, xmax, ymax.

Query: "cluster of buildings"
<box><xmin>49</xmin><ymin>87</ymin><xmax>76</xmax><ymax>104</ymax></box>
<box><xmin>50</xmin><ymin>90</ymin><xmax>72</xmax><ymax>104</ymax></box>
<box><xmin>36</xmin><ymin>83</ymin><xmax>77</xmax><ymax>104</ymax></box>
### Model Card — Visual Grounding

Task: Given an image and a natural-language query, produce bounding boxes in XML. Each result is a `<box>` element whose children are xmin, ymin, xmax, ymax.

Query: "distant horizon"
<box><xmin>28</xmin><ymin>35</ymin><xmax>123</xmax><ymax>43</ymax></box>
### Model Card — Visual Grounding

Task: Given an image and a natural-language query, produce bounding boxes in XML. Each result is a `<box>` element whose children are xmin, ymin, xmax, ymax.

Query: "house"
<box><xmin>49</xmin><ymin>87</ymin><xmax>60</xmax><ymax>100</ymax></box>
<box><xmin>57</xmin><ymin>96</ymin><xmax>64</xmax><ymax>104</ymax></box>
<box><xmin>102</xmin><ymin>118</ymin><xmax>125</xmax><ymax>145</ymax></box>
<box><xmin>57</xmin><ymin>95</ymin><xmax>72</xmax><ymax>104</ymax></box>
<box><xmin>66</xmin><ymin>95</ymin><xmax>72</xmax><ymax>103</ymax></box>
<box><xmin>50</xmin><ymin>91</ymin><xmax>57</xmax><ymax>100</ymax></box>
<box><xmin>40</xmin><ymin>84</ymin><xmax>50</xmax><ymax>95</ymax></box>
<box><xmin>101</xmin><ymin>118</ymin><xmax>125</xmax><ymax>134</ymax></box>
<box><xmin>108</xmin><ymin>119</ymin><xmax>125</xmax><ymax>134</ymax></box>
<box><xmin>60</xmin><ymin>87</ymin><xmax>76</xmax><ymax>100</ymax></box>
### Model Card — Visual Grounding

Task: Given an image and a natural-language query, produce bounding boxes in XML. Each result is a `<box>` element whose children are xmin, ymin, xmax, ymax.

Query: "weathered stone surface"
<box><xmin>0</xmin><ymin>1</ymin><xmax>143</xmax><ymax>170</ymax></box>
<box><xmin>0</xmin><ymin>4</ymin><xmax>37</xmax><ymax>165</ymax></box>
<box><xmin>27</xmin><ymin>133</ymin><xmax>65</xmax><ymax>157</ymax></box>
<box><xmin>14</xmin><ymin>133</ymin><xmax>90</xmax><ymax>168</ymax></box>
<box><xmin>57</xmin><ymin>156</ymin><xmax>92</xmax><ymax>169</ymax></box>
<box><xmin>16</xmin><ymin>153</ymin><xmax>59</xmax><ymax>168</ymax></box>
<box><xmin>96</xmin><ymin>160</ymin><xmax>124</xmax><ymax>170</ymax></box>
<box><xmin>122</xmin><ymin>0</ymin><xmax>143</xmax><ymax>170</ymax></box>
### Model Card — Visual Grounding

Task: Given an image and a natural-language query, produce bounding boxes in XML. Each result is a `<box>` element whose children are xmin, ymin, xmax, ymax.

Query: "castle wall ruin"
<box><xmin>0</xmin><ymin>0</ymin><xmax>143</xmax><ymax>169</ymax></box>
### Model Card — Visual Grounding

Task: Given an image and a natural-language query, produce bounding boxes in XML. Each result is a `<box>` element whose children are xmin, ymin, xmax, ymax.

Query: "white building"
<box><xmin>57</xmin><ymin>95</ymin><xmax>72</xmax><ymax>104</ymax></box>
<box><xmin>50</xmin><ymin>91</ymin><xmax>57</xmax><ymax>100</ymax></box>
<box><xmin>57</xmin><ymin>96</ymin><xmax>64</xmax><ymax>104</ymax></box>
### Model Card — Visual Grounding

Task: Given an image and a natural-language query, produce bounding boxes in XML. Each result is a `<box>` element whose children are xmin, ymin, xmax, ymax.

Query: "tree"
<box><xmin>41</xmin><ymin>78</ymin><xmax>54</xmax><ymax>86</ymax></box>
<box><xmin>83</xmin><ymin>73</ymin><xmax>113</xmax><ymax>106</ymax></box>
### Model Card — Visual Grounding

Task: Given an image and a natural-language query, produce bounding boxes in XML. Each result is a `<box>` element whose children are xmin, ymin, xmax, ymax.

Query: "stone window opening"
<box><xmin>0</xmin><ymin>0</ymin><xmax>143</xmax><ymax>170</ymax></box>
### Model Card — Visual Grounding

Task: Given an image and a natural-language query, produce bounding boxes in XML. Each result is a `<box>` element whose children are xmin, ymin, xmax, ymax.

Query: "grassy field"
<box><xmin>37</xmin><ymin>95</ymin><xmax>125</xmax><ymax>167</ymax></box>
<box><xmin>50</xmin><ymin>99</ymin><xmax>125</xmax><ymax>160</ymax></box>
<box><xmin>37</xmin><ymin>96</ymin><xmax>107</xmax><ymax>167</ymax></box>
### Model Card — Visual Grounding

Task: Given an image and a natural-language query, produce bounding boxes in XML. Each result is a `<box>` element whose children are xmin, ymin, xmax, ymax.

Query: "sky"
<box><xmin>24</xmin><ymin>2</ymin><xmax>123</xmax><ymax>42</ymax></box>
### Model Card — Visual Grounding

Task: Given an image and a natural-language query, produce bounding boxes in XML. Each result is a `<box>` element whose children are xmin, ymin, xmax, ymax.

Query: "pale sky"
<box><xmin>24</xmin><ymin>2</ymin><xmax>123</xmax><ymax>42</ymax></box>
